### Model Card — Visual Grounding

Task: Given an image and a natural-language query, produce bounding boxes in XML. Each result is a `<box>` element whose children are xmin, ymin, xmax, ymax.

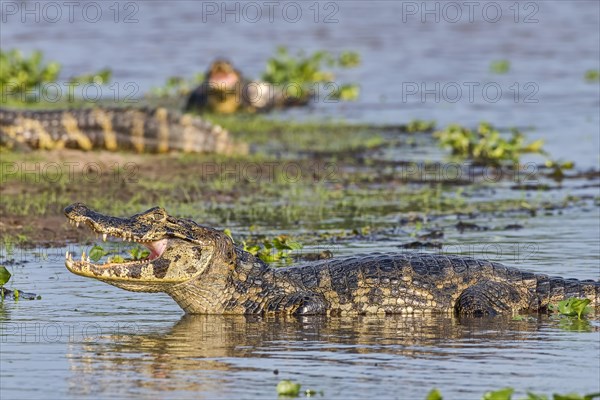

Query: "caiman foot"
<box><xmin>455</xmin><ymin>281</ymin><xmax>524</xmax><ymax>316</ymax></box>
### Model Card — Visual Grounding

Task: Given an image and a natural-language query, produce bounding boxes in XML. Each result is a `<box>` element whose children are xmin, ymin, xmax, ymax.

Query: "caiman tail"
<box><xmin>0</xmin><ymin>107</ymin><xmax>246</xmax><ymax>154</ymax></box>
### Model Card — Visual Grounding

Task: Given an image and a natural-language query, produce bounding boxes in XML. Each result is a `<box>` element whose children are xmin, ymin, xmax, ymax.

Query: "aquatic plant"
<box><xmin>243</xmin><ymin>235</ymin><xmax>303</xmax><ymax>264</ymax></box>
<box><xmin>433</xmin><ymin>122</ymin><xmax>545</xmax><ymax>165</ymax></box>
<box><xmin>489</xmin><ymin>60</ymin><xmax>510</xmax><ymax>74</ymax></box>
<box><xmin>427</xmin><ymin>388</ymin><xmax>599</xmax><ymax>400</ymax></box>
<box><xmin>584</xmin><ymin>69</ymin><xmax>599</xmax><ymax>82</ymax></box>
<box><xmin>0</xmin><ymin>265</ymin><xmax>11</xmax><ymax>286</ymax></box>
<box><xmin>262</xmin><ymin>46</ymin><xmax>360</xmax><ymax>101</ymax></box>
<box><xmin>406</xmin><ymin>119</ymin><xmax>437</xmax><ymax>133</ymax></box>
<box><xmin>0</xmin><ymin>49</ymin><xmax>111</xmax><ymax>104</ymax></box>
<box><xmin>549</xmin><ymin>298</ymin><xmax>592</xmax><ymax>320</ymax></box>
<box><xmin>89</xmin><ymin>244</ymin><xmax>149</xmax><ymax>263</ymax></box>
<box><xmin>276</xmin><ymin>380</ymin><xmax>301</xmax><ymax>396</ymax></box>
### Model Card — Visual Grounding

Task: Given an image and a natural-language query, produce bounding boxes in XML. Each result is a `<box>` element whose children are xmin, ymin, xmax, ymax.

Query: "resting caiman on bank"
<box><xmin>0</xmin><ymin>106</ymin><xmax>244</xmax><ymax>154</ymax></box>
<box><xmin>64</xmin><ymin>203</ymin><xmax>599</xmax><ymax>316</ymax></box>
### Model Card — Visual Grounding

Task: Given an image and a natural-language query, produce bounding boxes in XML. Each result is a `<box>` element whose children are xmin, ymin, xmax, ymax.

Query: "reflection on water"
<box><xmin>61</xmin><ymin>314</ymin><xmax>599</xmax><ymax>399</ymax></box>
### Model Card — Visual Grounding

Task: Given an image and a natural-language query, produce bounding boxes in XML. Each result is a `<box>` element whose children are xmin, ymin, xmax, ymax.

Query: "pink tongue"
<box><xmin>145</xmin><ymin>239</ymin><xmax>167</xmax><ymax>260</ymax></box>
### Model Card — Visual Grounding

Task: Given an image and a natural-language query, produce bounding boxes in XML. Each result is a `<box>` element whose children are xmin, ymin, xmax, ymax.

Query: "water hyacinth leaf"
<box><xmin>89</xmin><ymin>245</ymin><xmax>107</xmax><ymax>262</ymax></box>
<box><xmin>276</xmin><ymin>380</ymin><xmax>301</xmax><ymax>397</ymax></box>
<box><xmin>0</xmin><ymin>266</ymin><xmax>11</xmax><ymax>286</ymax></box>
<box><xmin>426</xmin><ymin>388</ymin><xmax>443</xmax><ymax>400</ymax></box>
<box><xmin>554</xmin><ymin>298</ymin><xmax>592</xmax><ymax>320</ymax></box>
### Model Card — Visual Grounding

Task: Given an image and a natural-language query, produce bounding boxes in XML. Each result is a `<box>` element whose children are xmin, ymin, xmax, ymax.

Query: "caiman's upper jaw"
<box><xmin>64</xmin><ymin>202</ymin><xmax>164</xmax><ymax>244</ymax></box>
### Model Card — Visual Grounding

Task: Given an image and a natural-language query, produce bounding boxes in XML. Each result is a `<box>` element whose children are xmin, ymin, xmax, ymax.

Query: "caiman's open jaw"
<box><xmin>63</xmin><ymin>202</ymin><xmax>178</xmax><ymax>287</ymax></box>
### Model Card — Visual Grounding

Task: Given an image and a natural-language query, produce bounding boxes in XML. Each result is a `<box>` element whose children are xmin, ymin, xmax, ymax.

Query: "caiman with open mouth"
<box><xmin>64</xmin><ymin>203</ymin><xmax>599</xmax><ymax>316</ymax></box>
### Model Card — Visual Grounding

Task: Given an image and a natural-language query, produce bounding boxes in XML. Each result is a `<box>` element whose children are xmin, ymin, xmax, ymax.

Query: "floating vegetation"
<box><xmin>433</xmin><ymin>122</ymin><xmax>545</xmax><ymax>165</ymax></box>
<box><xmin>0</xmin><ymin>265</ymin><xmax>40</xmax><ymax>301</ymax></box>
<box><xmin>276</xmin><ymin>380</ymin><xmax>322</xmax><ymax>397</ymax></box>
<box><xmin>489</xmin><ymin>60</ymin><xmax>510</xmax><ymax>74</ymax></box>
<box><xmin>0</xmin><ymin>265</ymin><xmax>10</xmax><ymax>286</ymax></box>
<box><xmin>549</xmin><ymin>298</ymin><xmax>592</xmax><ymax>320</ymax></box>
<box><xmin>406</xmin><ymin>119</ymin><xmax>437</xmax><ymax>133</ymax></box>
<box><xmin>263</xmin><ymin>47</ymin><xmax>360</xmax><ymax>101</ymax></box>
<box><xmin>427</xmin><ymin>388</ymin><xmax>599</xmax><ymax>400</ymax></box>
<box><xmin>584</xmin><ymin>69</ymin><xmax>599</xmax><ymax>82</ymax></box>
<box><xmin>225</xmin><ymin>229</ymin><xmax>303</xmax><ymax>264</ymax></box>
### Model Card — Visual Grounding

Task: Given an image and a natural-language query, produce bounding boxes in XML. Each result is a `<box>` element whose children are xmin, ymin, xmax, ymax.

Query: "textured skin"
<box><xmin>63</xmin><ymin>203</ymin><xmax>600</xmax><ymax>316</ymax></box>
<box><xmin>0</xmin><ymin>106</ymin><xmax>245</xmax><ymax>154</ymax></box>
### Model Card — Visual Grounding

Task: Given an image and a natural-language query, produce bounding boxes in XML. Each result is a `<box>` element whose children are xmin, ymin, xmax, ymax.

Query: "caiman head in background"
<box><xmin>203</xmin><ymin>59</ymin><xmax>244</xmax><ymax>114</ymax></box>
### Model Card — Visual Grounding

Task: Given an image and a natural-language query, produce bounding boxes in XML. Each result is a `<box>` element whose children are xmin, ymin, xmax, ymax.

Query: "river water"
<box><xmin>1</xmin><ymin>1</ymin><xmax>599</xmax><ymax>399</ymax></box>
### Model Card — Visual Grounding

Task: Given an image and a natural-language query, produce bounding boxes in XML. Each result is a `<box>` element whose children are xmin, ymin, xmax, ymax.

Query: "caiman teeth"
<box><xmin>103</xmin><ymin>233</ymin><xmax>107</xmax><ymax>242</ymax></box>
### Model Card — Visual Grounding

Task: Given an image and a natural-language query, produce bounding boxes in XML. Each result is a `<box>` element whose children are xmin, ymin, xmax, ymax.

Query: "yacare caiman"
<box><xmin>63</xmin><ymin>203</ymin><xmax>599</xmax><ymax>316</ymax></box>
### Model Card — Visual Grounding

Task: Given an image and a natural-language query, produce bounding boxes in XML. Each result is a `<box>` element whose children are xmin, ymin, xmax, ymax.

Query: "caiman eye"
<box><xmin>153</xmin><ymin>212</ymin><xmax>164</xmax><ymax>221</ymax></box>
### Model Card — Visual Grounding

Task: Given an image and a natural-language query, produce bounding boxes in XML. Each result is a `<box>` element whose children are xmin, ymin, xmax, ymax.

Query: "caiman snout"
<box><xmin>64</xmin><ymin>202</ymin><xmax>90</xmax><ymax>217</ymax></box>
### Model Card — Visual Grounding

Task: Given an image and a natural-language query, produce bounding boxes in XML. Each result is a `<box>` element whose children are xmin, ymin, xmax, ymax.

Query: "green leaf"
<box><xmin>553</xmin><ymin>394</ymin><xmax>585</xmax><ymax>400</ymax></box>
<box><xmin>108</xmin><ymin>255</ymin><xmax>125</xmax><ymax>263</ymax></box>
<box><xmin>554</xmin><ymin>298</ymin><xmax>592</xmax><ymax>320</ymax></box>
<box><xmin>89</xmin><ymin>245</ymin><xmax>107</xmax><ymax>262</ymax></box>
<box><xmin>584</xmin><ymin>69</ymin><xmax>600</xmax><ymax>82</ymax></box>
<box><xmin>583</xmin><ymin>393</ymin><xmax>600</xmax><ymax>400</ymax></box>
<box><xmin>276</xmin><ymin>380</ymin><xmax>301</xmax><ymax>397</ymax></box>
<box><xmin>13</xmin><ymin>289</ymin><xmax>19</xmax><ymax>300</ymax></box>
<box><xmin>490</xmin><ymin>60</ymin><xmax>510</xmax><ymax>74</ymax></box>
<box><xmin>0</xmin><ymin>266</ymin><xmax>11</xmax><ymax>286</ymax></box>
<box><xmin>482</xmin><ymin>387</ymin><xmax>514</xmax><ymax>400</ymax></box>
<box><xmin>129</xmin><ymin>246</ymin><xmax>150</xmax><ymax>260</ymax></box>
<box><xmin>426</xmin><ymin>388</ymin><xmax>443</xmax><ymax>400</ymax></box>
